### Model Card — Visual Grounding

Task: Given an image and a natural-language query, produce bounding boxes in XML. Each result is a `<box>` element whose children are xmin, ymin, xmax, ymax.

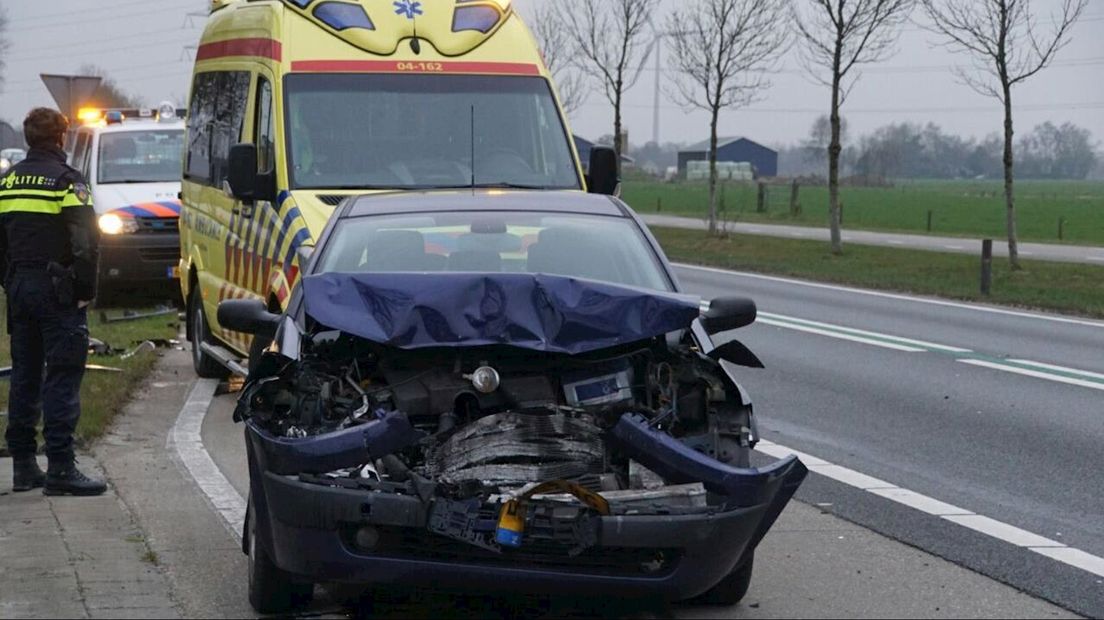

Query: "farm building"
<box><xmin>678</xmin><ymin>137</ymin><xmax>778</xmax><ymax>179</ymax></box>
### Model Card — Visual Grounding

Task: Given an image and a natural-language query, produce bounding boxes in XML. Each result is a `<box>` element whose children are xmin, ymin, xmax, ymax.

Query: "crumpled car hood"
<box><xmin>301</xmin><ymin>272</ymin><xmax>701</xmax><ymax>355</ymax></box>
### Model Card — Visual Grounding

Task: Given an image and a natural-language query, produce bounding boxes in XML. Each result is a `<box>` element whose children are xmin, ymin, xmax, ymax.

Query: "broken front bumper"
<box><xmin>244</xmin><ymin>415</ymin><xmax>807</xmax><ymax>600</ymax></box>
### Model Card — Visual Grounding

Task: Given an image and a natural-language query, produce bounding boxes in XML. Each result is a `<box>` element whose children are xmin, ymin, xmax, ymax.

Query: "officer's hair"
<box><xmin>24</xmin><ymin>108</ymin><xmax>70</xmax><ymax>150</ymax></box>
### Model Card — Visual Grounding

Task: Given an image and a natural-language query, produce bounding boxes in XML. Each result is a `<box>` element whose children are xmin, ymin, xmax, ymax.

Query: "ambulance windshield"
<box><xmin>285</xmin><ymin>74</ymin><xmax>581</xmax><ymax>191</ymax></box>
<box><xmin>98</xmin><ymin>130</ymin><xmax>184</xmax><ymax>184</ymax></box>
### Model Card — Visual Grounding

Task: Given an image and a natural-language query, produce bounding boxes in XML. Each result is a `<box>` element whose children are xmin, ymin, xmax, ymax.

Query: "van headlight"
<box><xmin>99</xmin><ymin>213</ymin><xmax>139</xmax><ymax>235</ymax></box>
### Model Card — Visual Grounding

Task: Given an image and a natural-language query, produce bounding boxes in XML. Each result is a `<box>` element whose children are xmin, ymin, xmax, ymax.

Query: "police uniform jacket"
<box><xmin>0</xmin><ymin>147</ymin><xmax>99</xmax><ymax>301</ymax></box>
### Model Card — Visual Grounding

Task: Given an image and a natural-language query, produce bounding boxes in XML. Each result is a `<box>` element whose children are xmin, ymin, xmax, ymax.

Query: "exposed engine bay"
<box><xmin>238</xmin><ymin>329</ymin><xmax>761</xmax><ymax>555</ymax></box>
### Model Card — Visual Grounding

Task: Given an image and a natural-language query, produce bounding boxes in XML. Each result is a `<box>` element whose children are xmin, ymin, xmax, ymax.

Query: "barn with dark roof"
<box><xmin>678</xmin><ymin>137</ymin><xmax>778</xmax><ymax>178</ymax></box>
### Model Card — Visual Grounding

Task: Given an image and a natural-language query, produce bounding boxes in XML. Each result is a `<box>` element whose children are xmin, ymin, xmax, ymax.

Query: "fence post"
<box><xmin>756</xmin><ymin>182</ymin><xmax>767</xmax><ymax>213</ymax></box>
<box><xmin>980</xmin><ymin>239</ymin><xmax>993</xmax><ymax>296</ymax></box>
<box><xmin>1058</xmin><ymin>217</ymin><xmax>1064</xmax><ymax>241</ymax></box>
<box><xmin>927</xmin><ymin>210</ymin><xmax>933</xmax><ymax>233</ymax></box>
<box><xmin>657</xmin><ymin>197</ymin><xmax>662</xmax><ymax>213</ymax></box>
<box><xmin>789</xmin><ymin>180</ymin><xmax>801</xmax><ymax>217</ymax></box>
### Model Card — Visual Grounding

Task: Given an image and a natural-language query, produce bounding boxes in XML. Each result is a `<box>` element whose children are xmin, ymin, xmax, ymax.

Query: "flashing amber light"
<box><xmin>78</xmin><ymin>108</ymin><xmax>104</xmax><ymax>124</ymax></box>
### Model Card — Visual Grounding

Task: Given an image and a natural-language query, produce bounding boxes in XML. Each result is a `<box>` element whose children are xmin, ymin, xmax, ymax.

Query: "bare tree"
<box><xmin>529</xmin><ymin>3</ymin><xmax>587</xmax><ymax>115</ymax></box>
<box><xmin>667</xmin><ymin>0</ymin><xmax>789</xmax><ymax>235</ymax></box>
<box><xmin>921</xmin><ymin>0</ymin><xmax>1087</xmax><ymax>269</ymax></box>
<box><xmin>79</xmin><ymin>65</ymin><xmax>143</xmax><ymax>109</ymax></box>
<box><xmin>793</xmin><ymin>0</ymin><xmax>914</xmax><ymax>255</ymax></box>
<box><xmin>554</xmin><ymin>0</ymin><xmax>659</xmax><ymax>162</ymax></box>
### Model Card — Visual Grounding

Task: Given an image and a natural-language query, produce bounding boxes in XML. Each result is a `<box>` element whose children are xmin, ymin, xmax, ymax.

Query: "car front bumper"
<box><xmin>245</xmin><ymin>415</ymin><xmax>807</xmax><ymax>600</ymax></box>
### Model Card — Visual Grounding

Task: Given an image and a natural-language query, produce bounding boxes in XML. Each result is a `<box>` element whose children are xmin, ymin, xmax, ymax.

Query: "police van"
<box><xmin>181</xmin><ymin>0</ymin><xmax>619</xmax><ymax>377</ymax></box>
<box><xmin>70</xmin><ymin>103</ymin><xmax>186</xmax><ymax>298</ymax></box>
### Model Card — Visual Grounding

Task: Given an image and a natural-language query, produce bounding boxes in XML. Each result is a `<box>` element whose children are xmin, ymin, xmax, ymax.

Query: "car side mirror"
<box><xmin>700</xmin><ymin>297</ymin><xmax>757</xmax><ymax>335</ymax></box>
<box><xmin>218</xmin><ymin>299</ymin><xmax>280</xmax><ymax>338</ymax></box>
<box><xmin>587</xmin><ymin>146</ymin><xmax>620</xmax><ymax>196</ymax></box>
<box><xmin>228</xmin><ymin>143</ymin><xmax>258</xmax><ymax>202</ymax></box>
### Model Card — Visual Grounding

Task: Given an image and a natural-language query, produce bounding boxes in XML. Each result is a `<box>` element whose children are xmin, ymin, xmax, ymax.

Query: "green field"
<box><xmin>623</xmin><ymin>179</ymin><xmax>1104</xmax><ymax>246</ymax></box>
<box><xmin>0</xmin><ymin>301</ymin><xmax>178</xmax><ymax>457</ymax></box>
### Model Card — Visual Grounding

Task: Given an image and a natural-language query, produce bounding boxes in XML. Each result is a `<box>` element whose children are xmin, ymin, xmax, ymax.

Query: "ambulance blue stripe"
<box><xmin>283</xmin><ymin>228</ymin><xmax>311</xmax><ymax>269</ymax></box>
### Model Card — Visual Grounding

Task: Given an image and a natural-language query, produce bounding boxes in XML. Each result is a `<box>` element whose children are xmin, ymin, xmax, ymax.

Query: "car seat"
<box><xmin>447</xmin><ymin>250</ymin><xmax>502</xmax><ymax>272</ymax></box>
<box><xmin>526</xmin><ymin>227</ymin><xmax>616</xmax><ymax>282</ymax></box>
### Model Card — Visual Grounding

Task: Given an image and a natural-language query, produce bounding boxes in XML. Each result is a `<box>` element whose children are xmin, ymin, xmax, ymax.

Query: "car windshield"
<box><xmin>317</xmin><ymin>211</ymin><xmax>672</xmax><ymax>292</ymax></box>
<box><xmin>98</xmin><ymin>129</ymin><xmax>184</xmax><ymax>184</ymax></box>
<box><xmin>285</xmin><ymin>74</ymin><xmax>581</xmax><ymax>191</ymax></box>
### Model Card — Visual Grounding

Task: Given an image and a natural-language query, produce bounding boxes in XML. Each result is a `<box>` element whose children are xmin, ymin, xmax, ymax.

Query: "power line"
<box><xmin>7</xmin><ymin>0</ymin><xmax>197</xmax><ymax>26</ymax></box>
<box><xmin>10</xmin><ymin>4</ymin><xmax>204</xmax><ymax>33</ymax></box>
<box><xmin>587</xmin><ymin>101</ymin><xmax>1104</xmax><ymax>114</ymax></box>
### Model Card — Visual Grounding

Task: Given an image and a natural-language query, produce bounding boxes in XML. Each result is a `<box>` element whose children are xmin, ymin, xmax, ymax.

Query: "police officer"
<box><xmin>1</xmin><ymin>108</ymin><xmax>105</xmax><ymax>496</ymax></box>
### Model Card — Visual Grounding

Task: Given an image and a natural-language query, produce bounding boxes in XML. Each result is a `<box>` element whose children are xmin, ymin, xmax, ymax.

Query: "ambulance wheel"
<box><xmin>693</xmin><ymin>552</ymin><xmax>754</xmax><ymax>606</ymax></box>
<box><xmin>189</xmin><ymin>286</ymin><xmax>227</xmax><ymax>379</ymax></box>
<box><xmin>247</xmin><ymin>497</ymin><xmax>314</xmax><ymax>614</ymax></box>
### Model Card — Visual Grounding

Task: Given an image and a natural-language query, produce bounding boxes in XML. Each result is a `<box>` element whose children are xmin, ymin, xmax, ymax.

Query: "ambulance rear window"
<box><xmin>285</xmin><ymin>74</ymin><xmax>580</xmax><ymax>191</ymax></box>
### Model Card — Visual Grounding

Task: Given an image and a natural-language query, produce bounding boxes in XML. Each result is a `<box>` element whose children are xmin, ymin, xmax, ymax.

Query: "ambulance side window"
<box><xmin>255</xmin><ymin>77</ymin><xmax>275</xmax><ymax>176</ymax></box>
<box><xmin>186</xmin><ymin>70</ymin><xmax>251</xmax><ymax>187</ymax></box>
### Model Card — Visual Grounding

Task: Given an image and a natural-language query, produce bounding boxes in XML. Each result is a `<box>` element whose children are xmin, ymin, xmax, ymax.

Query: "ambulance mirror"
<box><xmin>228</xmin><ymin>143</ymin><xmax>258</xmax><ymax>202</ymax></box>
<box><xmin>587</xmin><ymin>147</ymin><xmax>619</xmax><ymax>196</ymax></box>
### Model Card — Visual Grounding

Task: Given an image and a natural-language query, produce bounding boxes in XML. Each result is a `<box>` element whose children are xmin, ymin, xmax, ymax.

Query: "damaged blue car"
<box><xmin>218</xmin><ymin>191</ymin><xmax>807</xmax><ymax>614</ymax></box>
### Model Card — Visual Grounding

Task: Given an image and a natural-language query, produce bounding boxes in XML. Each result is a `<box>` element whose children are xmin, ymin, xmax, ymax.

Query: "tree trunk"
<box><xmin>828</xmin><ymin>41</ymin><xmax>844</xmax><ymax>254</ymax></box>
<box><xmin>1002</xmin><ymin>86</ymin><xmax>1020</xmax><ymax>270</ymax></box>
<box><xmin>613</xmin><ymin>85</ymin><xmax>624</xmax><ymax>175</ymax></box>
<box><xmin>707</xmin><ymin>109</ymin><xmax>720</xmax><ymax>236</ymax></box>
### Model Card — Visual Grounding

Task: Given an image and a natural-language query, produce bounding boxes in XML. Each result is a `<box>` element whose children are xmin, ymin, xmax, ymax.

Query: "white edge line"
<box><xmin>758</xmin><ymin>318</ymin><xmax>924</xmax><ymax>352</ymax></box>
<box><xmin>758</xmin><ymin>440</ymin><xmax>1104</xmax><ymax>579</ymax></box>
<box><xmin>675</xmin><ymin>263</ymin><xmax>1104</xmax><ymax>329</ymax></box>
<box><xmin>959</xmin><ymin>359</ymin><xmax>1104</xmax><ymax>392</ymax></box>
<box><xmin>760</xmin><ymin>312</ymin><xmax>973</xmax><ymax>353</ymax></box>
<box><xmin>1008</xmin><ymin>359</ymin><xmax>1104</xmax><ymax>382</ymax></box>
<box><xmin>168</xmin><ymin>379</ymin><xmax>246</xmax><ymax>544</ymax></box>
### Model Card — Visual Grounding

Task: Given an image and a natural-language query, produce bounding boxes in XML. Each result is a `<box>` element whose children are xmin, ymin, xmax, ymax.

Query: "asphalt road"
<box><xmin>641</xmin><ymin>214</ymin><xmax>1104</xmax><ymax>265</ymax></box>
<box><xmin>674</xmin><ymin>265</ymin><xmax>1104</xmax><ymax>616</ymax></box>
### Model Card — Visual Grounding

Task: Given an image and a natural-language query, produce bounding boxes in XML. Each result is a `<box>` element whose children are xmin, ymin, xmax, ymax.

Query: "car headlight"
<box><xmin>99</xmin><ymin>213</ymin><xmax>138</xmax><ymax>235</ymax></box>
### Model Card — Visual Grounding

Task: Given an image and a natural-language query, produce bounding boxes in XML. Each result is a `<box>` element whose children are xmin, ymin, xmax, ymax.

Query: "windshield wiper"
<box><xmin>470</xmin><ymin>182</ymin><xmax>550</xmax><ymax>190</ymax></box>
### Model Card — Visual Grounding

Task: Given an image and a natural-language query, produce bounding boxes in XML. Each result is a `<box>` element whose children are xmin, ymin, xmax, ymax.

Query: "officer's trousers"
<box><xmin>4</xmin><ymin>269</ymin><xmax>89</xmax><ymax>464</ymax></box>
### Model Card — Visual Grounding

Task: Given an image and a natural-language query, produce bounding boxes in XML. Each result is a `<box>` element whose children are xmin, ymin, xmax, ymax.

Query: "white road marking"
<box><xmin>943</xmin><ymin>245</ymin><xmax>965</xmax><ymax>250</ymax></box>
<box><xmin>943</xmin><ymin>515</ymin><xmax>1065</xmax><ymax>548</ymax></box>
<box><xmin>757</xmin><ymin>317</ymin><xmax>924</xmax><ymax>352</ymax></box>
<box><xmin>887</xmin><ymin>240</ymin><xmax>905</xmax><ymax>245</ymax></box>
<box><xmin>959</xmin><ymin>359</ymin><xmax>1104</xmax><ymax>392</ymax></box>
<box><xmin>675</xmin><ymin>263</ymin><xmax>1104</xmax><ymax>329</ymax></box>
<box><xmin>760</xmin><ymin>312</ymin><xmax>973</xmax><ymax>353</ymax></box>
<box><xmin>789</xmin><ymin>232</ymin><xmax>807</xmax><ymax>237</ymax></box>
<box><xmin>1005</xmin><ymin>360</ymin><xmax>1104</xmax><ymax>382</ymax></box>
<box><xmin>868</xmin><ymin>488</ymin><xmax>973</xmax><ymax>516</ymax></box>
<box><xmin>168</xmin><ymin>379</ymin><xmax>245</xmax><ymax>544</ymax></box>
<box><xmin>1020</xmin><ymin>251</ymin><xmax>1035</xmax><ymax>256</ymax></box>
<box><xmin>757</xmin><ymin>440</ymin><xmax>1104</xmax><ymax>578</ymax></box>
<box><xmin>1089</xmin><ymin>256</ymin><xmax>1104</xmax><ymax>262</ymax></box>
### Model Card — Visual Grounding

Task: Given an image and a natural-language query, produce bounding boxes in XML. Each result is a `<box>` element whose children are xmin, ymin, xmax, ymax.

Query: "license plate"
<box><xmin>168</xmin><ymin>266</ymin><xmax>180</xmax><ymax>279</ymax></box>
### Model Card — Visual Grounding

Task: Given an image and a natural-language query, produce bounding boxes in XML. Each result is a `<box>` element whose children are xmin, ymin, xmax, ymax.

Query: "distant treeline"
<box><xmin>780</xmin><ymin>120</ymin><xmax>1099</xmax><ymax>181</ymax></box>
<box><xmin>626</xmin><ymin>119</ymin><xmax>1101</xmax><ymax>182</ymax></box>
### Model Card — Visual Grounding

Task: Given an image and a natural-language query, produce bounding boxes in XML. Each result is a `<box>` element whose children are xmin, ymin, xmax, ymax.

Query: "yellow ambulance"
<box><xmin>180</xmin><ymin>0</ymin><xmax>619</xmax><ymax>377</ymax></box>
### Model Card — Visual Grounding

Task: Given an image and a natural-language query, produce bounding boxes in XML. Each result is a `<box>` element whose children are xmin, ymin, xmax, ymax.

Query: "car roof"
<box><xmin>83</xmin><ymin>120</ymin><xmax>186</xmax><ymax>135</ymax></box>
<box><xmin>342</xmin><ymin>190</ymin><xmax>627</xmax><ymax>218</ymax></box>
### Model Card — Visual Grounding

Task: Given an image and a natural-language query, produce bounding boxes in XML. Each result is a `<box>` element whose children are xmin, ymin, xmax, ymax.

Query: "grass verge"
<box><xmin>0</xmin><ymin>300</ymin><xmax>179</xmax><ymax>457</ymax></box>
<box><xmin>652</xmin><ymin>227</ymin><xmax>1104</xmax><ymax>319</ymax></box>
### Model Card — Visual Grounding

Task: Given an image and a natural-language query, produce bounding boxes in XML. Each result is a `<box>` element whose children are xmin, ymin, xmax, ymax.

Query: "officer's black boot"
<box><xmin>12</xmin><ymin>457</ymin><xmax>46</xmax><ymax>493</ymax></box>
<box><xmin>44</xmin><ymin>460</ymin><xmax>107</xmax><ymax>497</ymax></box>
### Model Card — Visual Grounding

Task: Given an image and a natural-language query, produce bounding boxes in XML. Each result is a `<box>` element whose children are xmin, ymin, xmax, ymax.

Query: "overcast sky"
<box><xmin>1</xmin><ymin>0</ymin><xmax>1101</xmax><ymax>149</ymax></box>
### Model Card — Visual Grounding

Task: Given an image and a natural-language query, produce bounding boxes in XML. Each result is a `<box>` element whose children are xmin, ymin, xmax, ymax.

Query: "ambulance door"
<box><xmin>182</xmin><ymin>69</ymin><xmax>252</xmax><ymax>346</ymax></box>
<box><xmin>238</xmin><ymin>69</ymin><xmax>281</xmax><ymax>304</ymax></box>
